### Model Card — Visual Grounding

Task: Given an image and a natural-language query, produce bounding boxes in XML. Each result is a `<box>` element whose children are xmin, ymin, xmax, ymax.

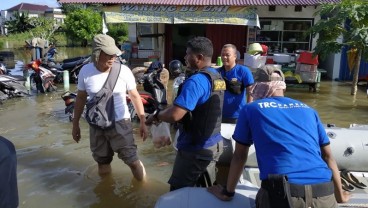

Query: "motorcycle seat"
<box><xmin>62</xmin><ymin>58</ymin><xmax>87</xmax><ymax>70</ymax></box>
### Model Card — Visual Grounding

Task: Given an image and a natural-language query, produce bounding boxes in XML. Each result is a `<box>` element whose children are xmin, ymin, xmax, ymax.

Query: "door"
<box><xmin>206</xmin><ymin>25</ymin><xmax>247</xmax><ymax>63</ymax></box>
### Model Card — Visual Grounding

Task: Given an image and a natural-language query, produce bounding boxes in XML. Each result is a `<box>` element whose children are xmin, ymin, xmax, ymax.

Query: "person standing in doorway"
<box><xmin>146</xmin><ymin>36</ymin><xmax>226</xmax><ymax>191</ymax></box>
<box><xmin>208</xmin><ymin>66</ymin><xmax>350</xmax><ymax>207</ymax></box>
<box><xmin>72</xmin><ymin>34</ymin><xmax>148</xmax><ymax>181</ymax></box>
<box><xmin>218</xmin><ymin>44</ymin><xmax>254</xmax><ymax>124</ymax></box>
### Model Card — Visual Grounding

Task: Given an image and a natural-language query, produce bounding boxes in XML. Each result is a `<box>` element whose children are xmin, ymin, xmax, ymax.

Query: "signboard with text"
<box><xmin>104</xmin><ymin>5</ymin><xmax>259</xmax><ymax>26</ymax></box>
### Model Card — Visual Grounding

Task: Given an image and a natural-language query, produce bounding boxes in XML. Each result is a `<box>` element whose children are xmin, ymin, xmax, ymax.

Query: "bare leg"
<box><xmin>128</xmin><ymin>160</ymin><xmax>146</xmax><ymax>181</ymax></box>
<box><xmin>98</xmin><ymin>163</ymin><xmax>112</xmax><ymax>176</ymax></box>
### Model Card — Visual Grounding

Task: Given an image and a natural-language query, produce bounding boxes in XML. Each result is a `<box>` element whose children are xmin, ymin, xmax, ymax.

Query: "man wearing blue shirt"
<box><xmin>208</xmin><ymin>66</ymin><xmax>350</xmax><ymax>207</ymax></box>
<box><xmin>146</xmin><ymin>36</ymin><xmax>226</xmax><ymax>191</ymax></box>
<box><xmin>218</xmin><ymin>44</ymin><xmax>254</xmax><ymax>123</ymax></box>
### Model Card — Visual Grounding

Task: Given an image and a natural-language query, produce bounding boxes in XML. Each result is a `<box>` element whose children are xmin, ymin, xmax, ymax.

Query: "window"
<box><xmin>137</xmin><ymin>23</ymin><xmax>155</xmax><ymax>50</ymax></box>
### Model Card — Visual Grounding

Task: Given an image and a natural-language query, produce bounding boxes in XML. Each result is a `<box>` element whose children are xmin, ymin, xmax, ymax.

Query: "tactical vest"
<box><xmin>178</xmin><ymin>69</ymin><xmax>225</xmax><ymax>140</ymax></box>
<box><xmin>219</xmin><ymin>67</ymin><xmax>245</xmax><ymax>95</ymax></box>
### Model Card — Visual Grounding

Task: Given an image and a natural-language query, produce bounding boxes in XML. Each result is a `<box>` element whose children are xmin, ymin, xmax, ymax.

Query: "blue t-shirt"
<box><xmin>233</xmin><ymin>96</ymin><xmax>332</xmax><ymax>184</ymax></box>
<box><xmin>174</xmin><ymin>68</ymin><xmax>222</xmax><ymax>150</ymax></box>
<box><xmin>219</xmin><ymin>64</ymin><xmax>254</xmax><ymax>119</ymax></box>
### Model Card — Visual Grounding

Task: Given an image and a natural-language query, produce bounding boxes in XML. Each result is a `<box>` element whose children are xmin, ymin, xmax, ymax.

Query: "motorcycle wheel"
<box><xmin>69</xmin><ymin>114</ymin><xmax>73</xmax><ymax>122</ymax></box>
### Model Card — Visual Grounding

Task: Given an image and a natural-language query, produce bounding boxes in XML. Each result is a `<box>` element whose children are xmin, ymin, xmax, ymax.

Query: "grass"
<box><xmin>0</xmin><ymin>32</ymin><xmax>82</xmax><ymax>49</ymax></box>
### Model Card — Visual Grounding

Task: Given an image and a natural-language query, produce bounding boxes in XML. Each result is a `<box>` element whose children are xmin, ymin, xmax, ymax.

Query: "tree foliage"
<box><xmin>309</xmin><ymin>0</ymin><xmax>368</xmax><ymax>95</ymax></box>
<box><xmin>60</xmin><ymin>3</ymin><xmax>84</xmax><ymax>15</ymax></box>
<box><xmin>5</xmin><ymin>11</ymin><xmax>33</xmax><ymax>34</ymax></box>
<box><xmin>63</xmin><ymin>8</ymin><xmax>102</xmax><ymax>46</ymax></box>
<box><xmin>28</xmin><ymin>17</ymin><xmax>61</xmax><ymax>42</ymax></box>
<box><xmin>107</xmin><ymin>23</ymin><xmax>129</xmax><ymax>44</ymax></box>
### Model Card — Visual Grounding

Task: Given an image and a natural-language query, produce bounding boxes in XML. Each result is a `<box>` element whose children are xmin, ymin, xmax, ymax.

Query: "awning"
<box><xmin>104</xmin><ymin>5</ymin><xmax>260</xmax><ymax>27</ymax></box>
<box><xmin>59</xmin><ymin>0</ymin><xmax>341</xmax><ymax>6</ymax></box>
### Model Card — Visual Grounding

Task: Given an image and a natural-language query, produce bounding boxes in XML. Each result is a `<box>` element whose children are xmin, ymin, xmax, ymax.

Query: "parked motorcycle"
<box><xmin>44</xmin><ymin>55</ymin><xmax>91</xmax><ymax>84</ymax></box>
<box><xmin>128</xmin><ymin>61</ymin><xmax>168</xmax><ymax>120</ymax></box>
<box><xmin>0</xmin><ymin>62</ymin><xmax>9</xmax><ymax>75</ymax></box>
<box><xmin>0</xmin><ymin>74</ymin><xmax>29</xmax><ymax>101</ymax></box>
<box><xmin>60</xmin><ymin>91</ymin><xmax>80</xmax><ymax>121</ymax></box>
<box><xmin>26</xmin><ymin>59</ymin><xmax>57</xmax><ymax>93</ymax></box>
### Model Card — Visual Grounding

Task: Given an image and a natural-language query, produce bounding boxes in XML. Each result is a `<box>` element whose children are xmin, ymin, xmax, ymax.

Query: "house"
<box><xmin>0</xmin><ymin>3</ymin><xmax>65</xmax><ymax>35</ymax></box>
<box><xmin>58</xmin><ymin>0</ymin><xmax>345</xmax><ymax>80</ymax></box>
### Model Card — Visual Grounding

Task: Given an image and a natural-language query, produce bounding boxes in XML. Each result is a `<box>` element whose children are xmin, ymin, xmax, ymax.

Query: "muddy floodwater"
<box><xmin>0</xmin><ymin>45</ymin><xmax>368</xmax><ymax>208</ymax></box>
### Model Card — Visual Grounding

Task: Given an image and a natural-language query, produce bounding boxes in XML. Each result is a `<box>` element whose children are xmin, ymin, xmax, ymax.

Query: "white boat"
<box><xmin>156</xmin><ymin>123</ymin><xmax>368</xmax><ymax>208</ymax></box>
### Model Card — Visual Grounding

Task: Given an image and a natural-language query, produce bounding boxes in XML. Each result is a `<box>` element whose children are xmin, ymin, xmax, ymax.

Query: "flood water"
<box><xmin>1</xmin><ymin>43</ymin><xmax>368</xmax><ymax>208</ymax></box>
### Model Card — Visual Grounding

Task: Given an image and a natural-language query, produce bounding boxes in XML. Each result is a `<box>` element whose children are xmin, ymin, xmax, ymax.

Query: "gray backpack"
<box><xmin>85</xmin><ymin>62</ymin><xmax>121</xmax><ymax>129</ymax></box>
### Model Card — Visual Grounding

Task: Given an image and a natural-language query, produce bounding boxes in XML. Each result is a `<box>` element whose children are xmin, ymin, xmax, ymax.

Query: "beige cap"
<box><xmin>93</xmin><ymin>34</ymin><xmax>121</xmax><ymax>56</ymax></box>
<box><xmin>254</xmin><ymin>65</ymin><xmax>285</xmax><ymax>82</ymax></box>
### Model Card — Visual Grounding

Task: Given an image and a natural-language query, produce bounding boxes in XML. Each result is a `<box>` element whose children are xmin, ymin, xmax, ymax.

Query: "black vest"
<box><xmin>218</xmin><ymin>66</ymin><xmax>245</xmax><ymax>95</ymax></box>
<box><xmin>178</xmin><ymin>69</ymin><xmax>225</xmax><ymax>140</ymax></box>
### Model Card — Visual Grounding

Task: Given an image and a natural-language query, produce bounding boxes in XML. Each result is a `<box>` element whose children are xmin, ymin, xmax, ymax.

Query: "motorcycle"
<box><xmin>0</xmin><ymin>74</ymin><xmax>29</xmax><ymax>101</ymax></box>
<box><xmin>26</xmin><ymin>59</ymin><xmax>57</xmax><ymax>93</ymax></box>
<box><xmin>61</xmin><ymin>63</ymin><xmax>167</xmax><ymax>122</ymax></box>
<box><xmin>128</xmin><ymin>66</ymin><xmax>168</xmax><ymax>120</ymax></box>
<box><xmin>43</xmin><ymin>55</ymin><xmax>91</xmax><ymax>84</ymax></box>
<box><xmin>0</xmin><ymin>62</ymin><xmax>9</xmax><ymax>75</ymax></box>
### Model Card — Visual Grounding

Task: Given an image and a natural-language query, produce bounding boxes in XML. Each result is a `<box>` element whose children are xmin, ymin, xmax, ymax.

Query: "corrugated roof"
<box><xmin>7</xmin><ymin>3</ymin><xmax>50</xmax><ymax>11</ymax></box>
<box><xmin>58</xmin><ymin>0</ymin><xmax>341</xmax><ymax>6</ymax></box>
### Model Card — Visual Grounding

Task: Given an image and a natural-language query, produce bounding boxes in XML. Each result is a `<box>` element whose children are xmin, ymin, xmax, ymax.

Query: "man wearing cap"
<box><xmin>208</xmin><ymin>65</ymin><xmax>350</xmax><ymax>207</ymax></box>
<box><xmin>72</xmin><ymin>34</ymin><xmax>148</xmax><ymax>181</ymax></box>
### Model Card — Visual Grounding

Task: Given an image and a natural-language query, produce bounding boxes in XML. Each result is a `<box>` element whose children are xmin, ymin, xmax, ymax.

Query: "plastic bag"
<box><xmin>151</xmin><ymin>122</ymin><xmax>172</xmax><ymax>148</ymax></box>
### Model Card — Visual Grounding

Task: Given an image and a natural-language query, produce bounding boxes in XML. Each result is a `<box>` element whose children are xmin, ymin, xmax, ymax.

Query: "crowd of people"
<box><xmin>1</xmin><ymin>34</ymin><xmax>351</xmax><ymax>208</ymax></box>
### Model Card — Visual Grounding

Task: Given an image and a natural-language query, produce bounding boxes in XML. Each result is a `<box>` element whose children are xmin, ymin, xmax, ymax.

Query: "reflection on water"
<box><xmin>0</xmin><ymin>45</ymin><xmax>368</xmax><ymax>207</ymax></box>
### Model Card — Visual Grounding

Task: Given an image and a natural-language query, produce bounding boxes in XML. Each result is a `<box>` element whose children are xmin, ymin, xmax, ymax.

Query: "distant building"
<box><xmin>0</xmin><ymin>3</ymin><xmax>65</xmax><ymax>35</ymax></box>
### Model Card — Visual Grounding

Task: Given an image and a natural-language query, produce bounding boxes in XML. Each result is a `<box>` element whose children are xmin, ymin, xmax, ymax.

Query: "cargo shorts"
<box><xmin>89</xmin><ymin>119</ymin><xmax>139</xmax><ymax>165</ymax></box>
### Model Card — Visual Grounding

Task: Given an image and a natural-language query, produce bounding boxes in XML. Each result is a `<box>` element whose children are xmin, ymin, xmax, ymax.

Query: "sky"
<box><xmin>0</xmin><ymin>0</ymin><xmax>60</xmax><ymax>10</ymax></box>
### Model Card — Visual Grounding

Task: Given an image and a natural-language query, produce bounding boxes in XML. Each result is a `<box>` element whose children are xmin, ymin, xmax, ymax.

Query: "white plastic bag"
<box><xmin>151</xmin><ymin>122</ymin><xmax>172</xmax><ymax>148</ymax></box>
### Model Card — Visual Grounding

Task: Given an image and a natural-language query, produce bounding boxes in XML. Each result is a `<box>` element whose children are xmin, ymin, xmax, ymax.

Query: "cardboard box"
<box><xmin>296</xmin><ymin>63</ymin><xmax>318</xmax><ymax>73</ymax></box>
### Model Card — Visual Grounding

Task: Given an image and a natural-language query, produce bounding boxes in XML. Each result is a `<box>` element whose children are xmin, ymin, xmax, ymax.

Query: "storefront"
<box><xmin>103</xmin><ymin>4</ymin><xmax>259</xmax><ymax>67</ymax></box>
<box><xmin>59</xmin><ymin>0</ymin><xmax>341</xmax><ymax>79</ymax></box>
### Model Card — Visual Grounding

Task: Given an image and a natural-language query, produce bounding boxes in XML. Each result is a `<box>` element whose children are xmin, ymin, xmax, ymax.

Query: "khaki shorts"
<box><xmin>168</xmin><ymin>140</ymin><xmax>223</xmax><ymax>191</ymax></box>
<box><xmin>89</xmin><ymin>119</ymin><xmax>139</xmax><ymax>165</ymax></box>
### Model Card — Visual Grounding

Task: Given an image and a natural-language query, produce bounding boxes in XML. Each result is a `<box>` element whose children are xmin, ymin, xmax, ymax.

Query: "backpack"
<box><xmin>85</xmin><ymin>62</ymin><xmax>121</xmax><ymax>130</ymax></box>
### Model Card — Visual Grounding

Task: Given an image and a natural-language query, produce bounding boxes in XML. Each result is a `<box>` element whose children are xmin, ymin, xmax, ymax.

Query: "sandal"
<box><xmin>341</xmin><ymin>170</ymin><xmax>367</xmax><ymax>189</ymax></box>
<box><xmin>341</xmin><ymin>177</ymin><xmax>355</xmax><ymax>192</ymax></box>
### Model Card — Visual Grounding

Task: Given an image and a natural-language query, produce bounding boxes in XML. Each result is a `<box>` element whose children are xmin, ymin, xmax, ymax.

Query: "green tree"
<box><xmin>60</xmin><ymin>3</ymin><xmax>84</xmax><ymax>15</ymax></box>
<box><xmin>28</xmin><ymin>17</ymin><xmax>61</xmax><ymax>42</ymax></box>
<box><xmin>309</xmin><ymin>0</ymin><xmax>368</xmax><ymax>95</ymax></box>
<box><xmin>107</xmin><ymin>23</ymin><xmax>129</xmax><ymax>44</ymax></box>
<box><xmin>5</xmin><ymin>11</ymin><xmax>33</xmax><ymax>34</ymax></box>
<box><xmin>63</xmin><ymin>8</ymin><xmax>102</xmax><ymax>46</ymax></box>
